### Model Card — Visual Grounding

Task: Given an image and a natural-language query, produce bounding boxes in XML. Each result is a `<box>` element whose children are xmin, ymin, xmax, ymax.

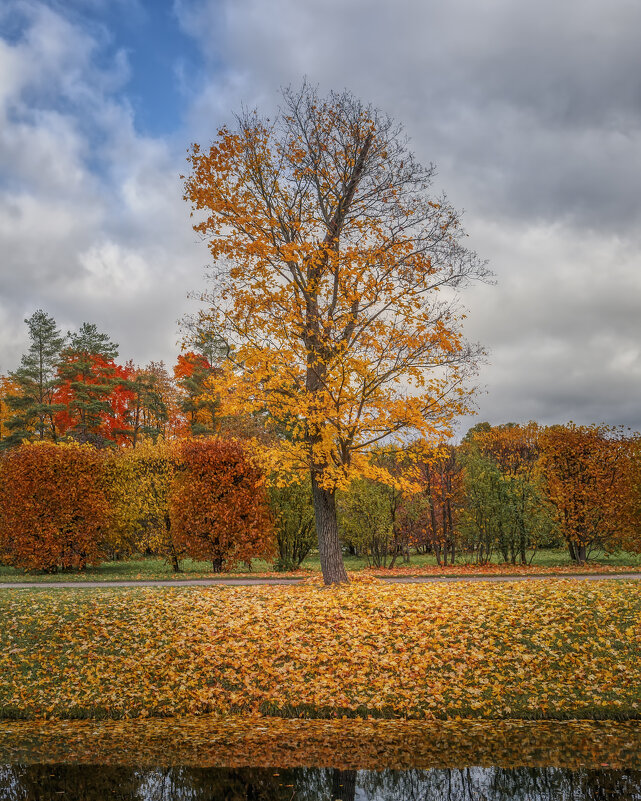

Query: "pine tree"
<box><xmin>1</xmin><ymin>310</ymin><xmax>66</xmax><ymax>448</ymax></box>
<box><xmin>67</xmin><ymin>322</ymin><xmax>118</xmax><ymax>361</ymax></box>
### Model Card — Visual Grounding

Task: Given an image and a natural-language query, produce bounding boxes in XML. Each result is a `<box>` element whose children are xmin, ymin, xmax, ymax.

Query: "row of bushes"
<box><xmin>2</xmin><ymin>422</ymin><xmax>640</xmax><ymax>574</ymax></box>
<box><xmin>0</xmin><ymin>439</ymin><xmax>275</xmax><ymax>573</ymax></box>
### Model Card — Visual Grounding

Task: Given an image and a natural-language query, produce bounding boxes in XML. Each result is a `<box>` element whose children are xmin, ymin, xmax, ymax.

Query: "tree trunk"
<box><xmin>166</xmin><ymin>515</ymin><xmax>181</xmax><ymax>573</ymax></box>
<box><xmin>311</xmin><ymin>472</ymin><xmax>348</xmax><ymax>585</ymax></box>
<box><xmin>331</xmin><ymin>769</ymin><xmax>357</xmax><ymax>801</ymax></box>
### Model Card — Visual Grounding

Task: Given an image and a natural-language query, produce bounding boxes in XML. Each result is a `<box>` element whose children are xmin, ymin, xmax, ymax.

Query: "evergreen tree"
<box><xmin>1</xmin><ymin>310</ymin><xmax>66</xmax><ymax>448</ymax></box>
<box><xmin>67</xmin><ymin>322</ymin><xmax>119</xmax><ymax>360</ymax></box>
<box><xmin>55</xmin><ymin>323</ymin><xmax>121</xmax><ymax>446</ymax></box>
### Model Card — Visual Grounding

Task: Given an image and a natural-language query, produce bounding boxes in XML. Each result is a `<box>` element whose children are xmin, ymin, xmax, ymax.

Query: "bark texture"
<box><xmin>311</xmin><ymin>472</ymin><xmax>348</xmax><ymax>585</ymax></box>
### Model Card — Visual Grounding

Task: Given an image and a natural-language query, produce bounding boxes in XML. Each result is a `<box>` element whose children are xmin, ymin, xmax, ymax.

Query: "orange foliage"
<box><xmin>144</xmin><ymin>361</ymin><xmax>183</xmax><ymax>439</ymax></box>
<box><xmin>0</xmin><ymin>375</ymin><xmax>21</xmax><ymax>442</ymax></box>
<box><xmin>475</xmin><ymin>422</ymin><xmax>540</xmax><ymax>478</ymax></box>
<box><xmin>183</xmin><ymin>85</ymin><xmax>488</xmax><ymax>583</ymax></box>
<box><xmin>410</xmin><ymin>445</ymin><xmax>464</xmax><ymax>565</ymax></box>
<box><xmin>173</xmin><ymin>352</ymin><xmax>220</xmax><ymax>437</ymax></box>
<box><xmin>183</xmin><ymin>93</ymin><xmax>486</xmax><ymax>489</ymax></box>
<box><xmin>173</xmin><ymin>352</ymin><xmax>211</xmax><ymax>381</ymax></box>
<box><xmin>0</xmin><ymin>442</ymin><xmax>109</xmax><ymax>571</ymax></box>
<box><xmin>538</xmin><ymin>424</ymin><xmax>638</xmax><ymax>562</ymax></box>
<box><xmin>169</xmin><ymin>438</ymin><xmax>275</xmax><ymax>570</ymax></box>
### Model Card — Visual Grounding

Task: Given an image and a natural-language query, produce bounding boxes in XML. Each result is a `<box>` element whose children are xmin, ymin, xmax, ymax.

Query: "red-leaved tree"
<box><xmin>169</xmin><ymin>438</ymin><xmax>275</xmax><ymax>571</ymax></box>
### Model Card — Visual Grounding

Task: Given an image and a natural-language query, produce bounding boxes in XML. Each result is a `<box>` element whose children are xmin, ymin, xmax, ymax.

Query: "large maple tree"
<box><xmin>184</xmin><ymin>84</ymin><xmax>488</xmax><ymax>583</ymax></box>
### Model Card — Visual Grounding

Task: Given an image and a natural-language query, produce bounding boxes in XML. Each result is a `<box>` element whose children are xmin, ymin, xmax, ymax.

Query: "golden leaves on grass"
<box><xmin>364</xmin><ymin>563</ymin><xmax>641</xmax><ymax>577</ymax></box>
<box><xmin>0</xmin><ymin>582</ymin><xmax>640</xmax><ymax>721</ymax></box>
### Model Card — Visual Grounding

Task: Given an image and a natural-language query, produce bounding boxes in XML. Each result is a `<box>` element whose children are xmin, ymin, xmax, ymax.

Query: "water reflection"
<box><xmin>2</xmin><ymin>765</ymin><xmax>641</xmax><ymax>800</ymax></box>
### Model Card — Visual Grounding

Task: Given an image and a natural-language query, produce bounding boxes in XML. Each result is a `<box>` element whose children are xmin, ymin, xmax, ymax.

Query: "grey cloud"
<box><xmin>0</xmin><ymin>2</ymin><xmax>204</xmax><ymax>373</ymax></box>
<box><xmin>178</xmin><ymin>0</ymin><xmax>641</xmax><ymax>430</ymax></box>
<box><xmin>2</xmin><ymin>0</ymin><xmax>640</xmax><ymax>433</ymax></box>
<box><xmin>459</xmin><ymin>224</ymin><xmax>641</xmax><ymax>429</ymax></box>
<box><xmin>179</xmin><ymin>0</ymin><xmax>641</xmax><ymax>230</ymax></box>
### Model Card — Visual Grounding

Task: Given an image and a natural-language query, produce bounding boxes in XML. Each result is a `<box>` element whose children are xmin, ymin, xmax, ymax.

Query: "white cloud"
<box><xmin>0</xmin><ymin>1</ymin><xmax>204</xmax><ymax>369</ymax></box>
<box><xmin>2</xmin><ymin>0</ymin><xmax>641</xmax><ymax>432</ymax></box>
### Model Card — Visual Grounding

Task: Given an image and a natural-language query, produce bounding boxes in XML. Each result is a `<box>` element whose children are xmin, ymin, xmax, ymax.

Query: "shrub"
<box><xmin>538</xmin><ymin>424</ymin><xmax>638</xmax><ymax>563</ymax></box>
<box><xmin>0</xmin><ymin>441</ymin><xmax>109</xmax><ymax>572</ymax></box>
<box><xmin>268</xmin><ymin>479</ymin><xmax>316</xmax><ymax>571</ymax></box>
<box><xmin>338</xmin><ymin>478</ymin><xmax>401</xmax><ymax>568</ymax></box>
<box><xmin>104</xmin><ymin>439</ymin><xmax>183</xmax><ymax>569</ymax></box>
<box><xmin>169</xmin><ymin>438</ymin><xmax>275</xmax><ymax>571</ymax></box>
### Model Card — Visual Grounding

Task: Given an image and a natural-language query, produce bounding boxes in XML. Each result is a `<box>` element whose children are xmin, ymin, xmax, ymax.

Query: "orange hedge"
<box><xmin>0</xmin><ymin>442</ymin><xmax>109</xmax><ymax>572</ymax></box>
<box><xmin>170</xmin><ymin>438</ymin><xmax>275</xmax><ymax>571</ymax></box>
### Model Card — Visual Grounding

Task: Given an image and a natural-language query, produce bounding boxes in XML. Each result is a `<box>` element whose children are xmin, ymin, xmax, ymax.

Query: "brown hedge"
<box><xmin>0</xmin><ymin>442</ymin><xmax>109</xmax><ymax>572</ymax></box>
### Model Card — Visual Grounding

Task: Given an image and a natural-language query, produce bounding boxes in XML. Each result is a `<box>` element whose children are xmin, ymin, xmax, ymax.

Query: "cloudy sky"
<box><xmin>1</xmin><ymin>0</ymin><xmax>640</xmax><ymax>432</ymax></box>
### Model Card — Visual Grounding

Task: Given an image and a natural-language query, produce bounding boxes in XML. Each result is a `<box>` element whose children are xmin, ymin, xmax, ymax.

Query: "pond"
<box><xmin>2</xmin><ymin>764</ymin><xmax>641</xmax><ymax>800</ymax></box>
<box><xmin>1</xmin><ymin>717</ymin><xmax>640</xmax><ymax>800</ymax></box>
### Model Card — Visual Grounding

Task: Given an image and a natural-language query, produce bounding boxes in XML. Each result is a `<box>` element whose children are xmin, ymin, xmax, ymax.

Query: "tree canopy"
<box><xmin>184</xmin><ymin>84</ymin><xmax>489</xmax><ymax>583</ymax></box>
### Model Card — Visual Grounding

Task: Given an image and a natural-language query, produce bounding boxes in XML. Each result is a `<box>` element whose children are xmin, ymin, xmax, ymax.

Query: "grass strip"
<box><xmin>1</xmin><ymin>550</ymin><xmax>640</xmax><ymax>583</ymax></box>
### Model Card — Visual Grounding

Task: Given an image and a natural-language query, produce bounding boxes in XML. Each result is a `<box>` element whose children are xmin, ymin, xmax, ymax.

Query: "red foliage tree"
<box><xmin>0</xmin><ymin>442</ymin><xmax>109</xmax><ymax>572</ymax></box>
<box><xmin>169</xmin><ymin>438</ymin><xmax>275</xmax><ymax>571</ymax></box>
<box><xmin>53</xmin><ymin>354</ymin><xmax>136</xmax><ymax>446</ymax></box>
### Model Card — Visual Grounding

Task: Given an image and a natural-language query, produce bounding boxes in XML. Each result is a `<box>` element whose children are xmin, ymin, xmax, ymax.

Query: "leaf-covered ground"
<box><xmin>1</xmin><ymin>581</ymin><xmax>640</xmax><ymax>721</ymax></box>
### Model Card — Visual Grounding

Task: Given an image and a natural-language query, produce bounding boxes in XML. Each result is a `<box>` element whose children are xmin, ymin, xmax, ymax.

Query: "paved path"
<box><xmin>385</xmin><ymin>573</ymin><xmax>641</xmax><ymax>584</ymax></box>
<box><xmin>1</xmin><ymin>573</ymin><xmax>641</xmax><ymax>589</ymax></box>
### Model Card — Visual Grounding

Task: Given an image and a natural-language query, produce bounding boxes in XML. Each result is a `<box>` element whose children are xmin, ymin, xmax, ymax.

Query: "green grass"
<box><xmin>0</xmin><ymin>556</ymin><xmax>281</xmax><ymax>582</ymax></box>
<box><xmin>1</xmin><ymin>547</ymin><xmax>640</xmax><ymax>582</ymax></box>
<box><xmin>302</xmin><ymin>548</ymin><xmax>641</xmax><ymax>570</ymax></box>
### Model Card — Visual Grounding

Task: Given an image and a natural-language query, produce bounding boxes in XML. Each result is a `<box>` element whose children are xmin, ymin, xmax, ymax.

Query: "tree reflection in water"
<box><xmin>1</xmin><ymin>765</ymin><xmax>641</xmax><ymax>800</ymax></box>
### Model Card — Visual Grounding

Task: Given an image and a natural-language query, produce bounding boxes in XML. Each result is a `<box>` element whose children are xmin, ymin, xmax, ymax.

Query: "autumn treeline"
<box><xmin>342</xmin><ymin>422</ymin><xmax>641</xmax><ymax>567</ymax></box>
<box><xmin>0</xmin><ymin>310</ymin><xmax>231</xmax><ymax>450</ymax></box>
<box><xmin>2</xmin><ymin>312</ymin><xmax>641</xmax><ymax>573</ymax></box>
<box><xmin>0</xmin><ymin>422</ymin><xmax>640</xmax><ymax>574</ymax></box>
